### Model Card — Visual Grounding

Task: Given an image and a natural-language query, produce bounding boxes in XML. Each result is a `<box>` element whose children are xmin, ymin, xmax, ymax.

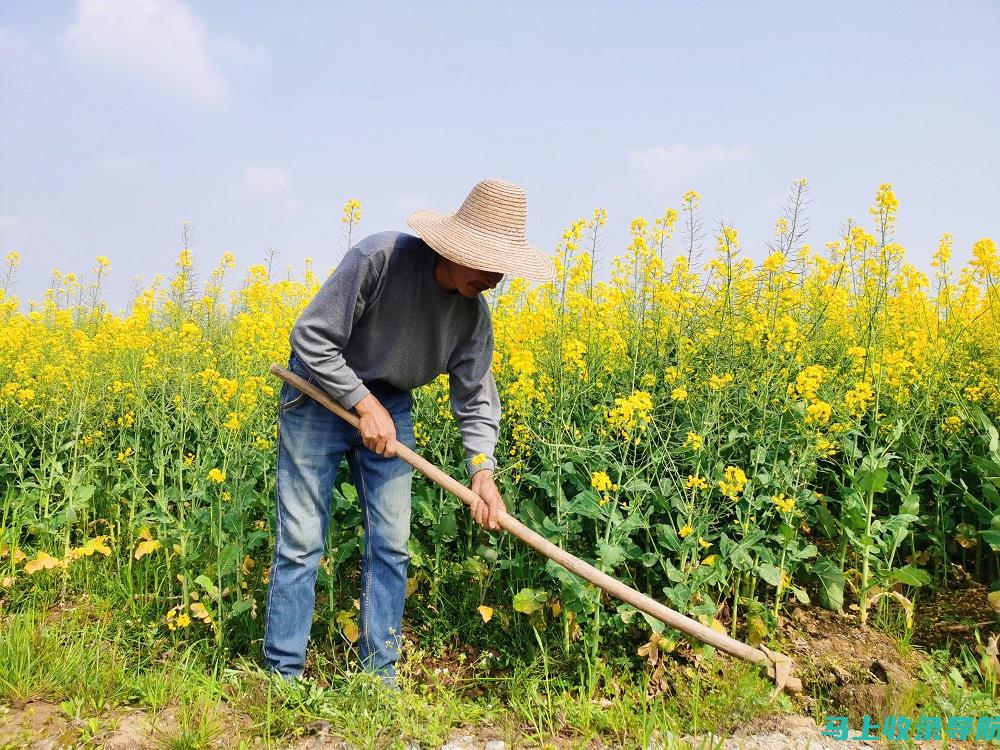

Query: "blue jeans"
<box><xmin>264</xmin><ymin>351</ymin><xmax>415</xmax><ymax>679</ymax></box>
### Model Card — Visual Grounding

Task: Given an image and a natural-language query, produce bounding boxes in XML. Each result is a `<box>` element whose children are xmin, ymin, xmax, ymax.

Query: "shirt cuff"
<box><xmin>467</xmin><ymin>456</ymin><xmax>497</xmax><ymax>479</ymax></box>
<box><xmin>340</xmin><ymin>382</ymin><xmax>371</xmax><ymax>411</ymax></box>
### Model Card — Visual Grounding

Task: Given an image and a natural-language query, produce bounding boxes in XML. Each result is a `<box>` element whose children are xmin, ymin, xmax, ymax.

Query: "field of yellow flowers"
<box><xmin>1</xmin><ymin>181</ymin><xmax>998</xmax><ymax>669</ymax></box>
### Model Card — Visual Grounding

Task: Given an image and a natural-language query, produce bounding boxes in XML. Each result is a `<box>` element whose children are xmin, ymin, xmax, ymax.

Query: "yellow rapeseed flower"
<box><xmin>591</xmin><ymin>471</ymin><xmax>613</xmax><ymax>492</ymax></box>
<box><xmin>708</xmin><ymin>373</ymin><xmax>733</xmax><ymax>391</ymax></box>
<box><xmin>683</xmin><ymin>432</ymin><xmax>704</xmax><ymax>451</ymax></box>
<box><xmin>342</xmin><ymin>198</ymin><xmax>363</xmax><ymax>225</ymax></box>
<box><xmin>718</xmin><ymin>466</ymin><xmax>747</xmax><ymax>500</ymax></box>
<box><xmin>207</xmin><ymin>468</ymin><xmax>226</xmax><ymax>483</ymax></box>
<box><xmin>805</xmin><ymin>401</ymin><xmax>832</xmax><ymax>425</ymax></box>
<box><xmin>685</xmin><ymin>475</ymin><xmax>708</xmax><ymax>490</ymax></box>
<box><xmin>771</xmin><ymin>493</ymin><xmax>795</xmax><ymax>514</ymax></box>
<box><xmin>606</xmin><ymin>390</ymin><xmax>653</xmax><ymax>440</ymax></box>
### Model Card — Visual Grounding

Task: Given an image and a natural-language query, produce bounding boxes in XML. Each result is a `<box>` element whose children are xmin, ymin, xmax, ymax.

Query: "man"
<box><xmin>263</xmin><ymin>178</ymin><xmax>555</xmax><ymax>682</ymax></box>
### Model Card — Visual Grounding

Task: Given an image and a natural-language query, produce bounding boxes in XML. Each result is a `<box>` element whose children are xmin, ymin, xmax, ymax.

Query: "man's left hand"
<box><xmin>470</xmin><ymin>469</ymin><xmax>506</xmax><ymax>531</ymax></box>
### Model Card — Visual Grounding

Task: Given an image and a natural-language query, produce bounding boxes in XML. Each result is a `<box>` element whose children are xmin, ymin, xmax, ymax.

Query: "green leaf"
<box><xmin>217</xmin><ymin>543</ymin><xmax>241</xmax><ymax>576</ymax></box>
<box><xmin>569</xmin><ymin>490</ymin><xmax>606</xmax><ymax>520</ymax></box>
<box><xmin>655</xmin><ymin>524</ymin><xmax>682</xmax><ymax>554</ymax></box>
<box><xmin>689</xmin><ymin>594</ymin><xmax>717</xmax><ymax>618</ymax></box>
<box><xmin>194</xmin><ymin>574</ymin><xmax>220</xmax><ymax>601</ymax></box>
<box><xmin>747</xmin><ymin>615</ymin><xmax>767</xmax><ymax>646</ymax></box>
<box><xmin>811</xmin><ymin>556</ymin><xmax>845</xmax><ymax>612</ymax></box>
<box><xmin>431</xmin><ymin>512</ymin><xmax>458</xmax><ymax>543</ymax></box>
<box><xmin>794</xmin><ymin>543</ymin><xmax>818</xmax><ymax>561</ymax></box>
<box><xmin>516</xmin><ymin>498</ymin><xmax>548</xmax><ymax>530</ymax></box>
<box><xmin>474</xmin><ymin>544</ymin><xmax>498</xmax><ymax>564</ymax></box>
<box><xmin>227</xmin><ymin>599</ymin><xmax>252</xmax><ymax>619</ymax></box>
<box><xmin>899</xmin><ymin>493</ymin><xmax>920</xmax><ymax>517</ymax></box>
<box><xmin>758</xmin><ymin>563</ymin><xmax>781</xmax><ymax>587</ymax></box>
<box><xmin>74</xmin><ymin>484</ymin><xmax>96</xmax><ymax>503</ymax></box>
<box><xmin>889</xmin><ymin>565</ymin><xmax>931</xmax><ymax>587</ymax></box>
<box><xmin>524</xmin><ymin>471</ymin><xmax>557</xmax><ymax>498</ymax></box>
<box><xmin>857</xmin><ymin>468</ymin><xmax>888</xmax><ymax>494</ymax></box>
<box><xmin>331</xmin><ymin>535</ymin><xmax>360</xmax><ymax>566</ymax></box>
<box><xmin>949</xmin><ymin>666</ymin><xmax>966</xmax><ymax>688</ymax></box>
<box><xmin>513</xmin><ymin>587</ymin><xmax>549</xmax><ymax>615</ymax></box>
<box><xmin>617</xmin><ymin>604</ymin><xmax>636</xmax><ymax>624</ymax></box>
<box><xmin>664</xmin><ymin>559</ymin><xmax>684</xmax><ymax>583</ymax></box>
<box><xmin>983</xmin><ymin>481</ymin><xmax>1000</xmax><ymax>508</ymax></box>
<box><xmin>545</xmin><ymin>559</ymin><xmax>596</xmax><ymax>611</ymax></box>
<box><xmin>661</xmin><ymin>584</ymin><xmax>691</xmax><ymax>610</ymax></box>
<box><xmin>980</xmin><ymin>530</ymin><xmax>1000</xmax><ymax>551</ymax></box>
<box><xmin>718</xmin><ymin>533</ymin><xmax>732</xmax><ymax>558</ymax></box>
<box><xmin>961</xmin><ymin>491</ymin><xmax>994</xmax><ymax>525</ymax></box>
<box><xmin>622</xmin><ymin>479</ymin><xmax>653</xmax><ymax>494</ymax></box>
<box><xmin>596</xmin><ymin>541</ymin><xmax>625</xmax><ymax>571</ymax></box>
<box><xmin>542</xmin><ymin>516</ymin><xmax>569</xmax><ymax>535</ymax></box>
<box><xmin>639</xmin><ymin>611</ymin><xmax>666</xmax><ymax>635</ymax></box>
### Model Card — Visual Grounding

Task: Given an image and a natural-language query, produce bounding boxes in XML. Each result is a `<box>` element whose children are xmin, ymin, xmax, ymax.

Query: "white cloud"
<box><xmin>214</xmin><ymin>32</ymin><xmax>268</xmax><ymax>67</ymax></box>
<box><xmin>0</xmin><ymin>27</ymin><xmax>33</xmax><ymax>60</ymax></box>
<box><xmin>230</xmin><ymin>166</ymin><xmax>299</xmax><ymax>211</ymax></box>
<box><xmin>628</xmin><ymin>143</ymin><xmax>756</xmax><ymax>188</ymax></box>
<box><xmin>64</xmin><ymin>0</ymin><xmax>226</xmax><ymax>102</ymax></box>
<box><xmin>0</xmin><ymin>216</ymin><xmax>19</xmax><ymax>231</ymax></box>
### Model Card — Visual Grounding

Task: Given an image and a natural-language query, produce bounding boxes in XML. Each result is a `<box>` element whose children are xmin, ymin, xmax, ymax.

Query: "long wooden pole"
<box><xmin>269</xmin><ymin>364</ymin><xmax>800</xmax><ymax>693</ymax></box>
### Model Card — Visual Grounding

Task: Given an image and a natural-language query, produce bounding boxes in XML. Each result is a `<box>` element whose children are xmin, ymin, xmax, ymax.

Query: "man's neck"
<box><xmin>433</xmin><ymin>255</ymin><xmax>458</xmax><ymax>294</ymax></box>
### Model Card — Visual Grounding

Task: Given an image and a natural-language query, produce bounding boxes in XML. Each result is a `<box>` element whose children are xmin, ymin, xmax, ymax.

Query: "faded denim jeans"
<box><xmin>264</xmin><ymin>351</ymin><xmax>415</xmax><ymax>680</ymax></box>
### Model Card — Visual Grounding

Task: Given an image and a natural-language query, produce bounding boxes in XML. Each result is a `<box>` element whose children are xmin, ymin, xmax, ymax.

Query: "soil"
<box><xmin>913</xmin><ymin>578</ymin><xmax>999</xmax><ymax>651</ymax></box>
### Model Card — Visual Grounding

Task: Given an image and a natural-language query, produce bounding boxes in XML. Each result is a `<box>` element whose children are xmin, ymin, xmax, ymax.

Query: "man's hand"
<box><xmin>470</xmin><ymin>469</ymin><xmax>506</xmax><ymax>531</ymax></box>
<box><xmin>354</xmin><ymin>394</ymin><xmax>397</xmax><ymax>456</ymax></box>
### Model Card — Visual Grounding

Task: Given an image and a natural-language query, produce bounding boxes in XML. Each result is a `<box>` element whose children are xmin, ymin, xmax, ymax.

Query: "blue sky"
<box><xmin>2</xmin><ymin>1</ymin><xmax>998</xmax><ymax>310</ymax></box>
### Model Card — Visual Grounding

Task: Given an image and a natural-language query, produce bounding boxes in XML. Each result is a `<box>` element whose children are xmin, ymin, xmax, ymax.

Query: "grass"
<box><xmin>3</xmin><ymin>614</ymin><xmax>998</xmax><ymax>749</ymax></box>
<box><xmin>3</xmin><ymin>578</ymin><xmax>995</xmax><ymax>748</ymax></box>
<box><xmin>0</xmin><ymin>592</ymin><xmax>792</xmax><ymax>749</ymax></box>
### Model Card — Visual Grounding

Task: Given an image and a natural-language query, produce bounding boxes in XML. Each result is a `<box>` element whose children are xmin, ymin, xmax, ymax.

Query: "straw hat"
<box><xmin>407</xmin><ymin>178</ymin><xmax>555</xmax><ymax>282</ymax></box>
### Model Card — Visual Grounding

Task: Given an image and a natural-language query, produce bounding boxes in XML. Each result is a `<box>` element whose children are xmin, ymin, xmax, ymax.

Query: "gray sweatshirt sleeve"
<box><xmin>288</xmin><ymin>248</ymin><xmax>376</xmax><ymax>410</ymax></box>
<box><xmin>448</xmin><ymin>312</ymin><xmax>501</xmax><ymax>478</ymax></box>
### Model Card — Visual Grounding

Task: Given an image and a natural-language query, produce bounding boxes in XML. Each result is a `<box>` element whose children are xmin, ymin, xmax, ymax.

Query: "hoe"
<box><xmin>270</xmin><ymin>363</ymin><xmax>802</xmax><ymax>695</ymax></box>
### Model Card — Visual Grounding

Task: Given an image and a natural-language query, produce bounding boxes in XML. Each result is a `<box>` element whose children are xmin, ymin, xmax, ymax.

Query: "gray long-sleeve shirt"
<box><xmin>289</xmin><ymin>231</ymin><xmax>499</xmax><ymax>477</ymax></box>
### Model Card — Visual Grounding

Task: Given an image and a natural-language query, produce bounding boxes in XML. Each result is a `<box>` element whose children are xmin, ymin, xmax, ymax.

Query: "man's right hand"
<box><xmin>354</xmin><ymin>394</ymin><xmax>397</xmax><ymax>456</ymax></box>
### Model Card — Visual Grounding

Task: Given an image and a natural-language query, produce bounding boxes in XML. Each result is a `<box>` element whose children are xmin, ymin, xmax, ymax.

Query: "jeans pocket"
<box><xmin>280</xmin><ymin>354</ymin><xmax>315</xmax><ymax>413</ymax></box>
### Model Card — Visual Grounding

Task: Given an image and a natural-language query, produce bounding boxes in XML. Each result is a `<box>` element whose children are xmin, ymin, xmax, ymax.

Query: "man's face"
<box><xmin>446</xmin><ymin>260</ymin><xmax>504</xmax><ymax>299</ymax></box>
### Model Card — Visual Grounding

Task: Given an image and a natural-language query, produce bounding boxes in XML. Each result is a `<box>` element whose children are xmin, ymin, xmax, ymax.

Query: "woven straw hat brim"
<box><xmin>407</xmin><ymin>210</ymin><xmax>555</xmax><ymax>282</ymax></box>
